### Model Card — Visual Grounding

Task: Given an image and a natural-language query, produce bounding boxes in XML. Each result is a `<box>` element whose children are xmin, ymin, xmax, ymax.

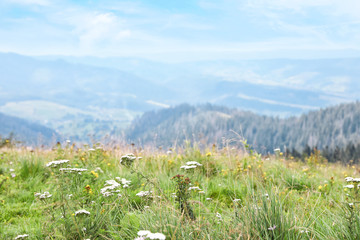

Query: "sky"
<box><xmin>0</xmin><ymin>0</ymin><xmax>360</xmax><ymax>62</ymax></box>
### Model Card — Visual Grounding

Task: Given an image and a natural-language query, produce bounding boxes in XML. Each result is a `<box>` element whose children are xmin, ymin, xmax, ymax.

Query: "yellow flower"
<box><xmin>91</xmin><ymin>171</ymin><xmax>99</xmax><ymax>178</ymax></box>
<box><xmin>206</xmin><ymin>152</ymin><xmax>212</xmax><ymax>157</ymax></box>
<box><xmin>279</xmin><ymin>152</ymin><xmax>283</xmax><ymax>156</ymax></box>
<box><xmin>318</xmin><ymin>185</ymin><xmax>323</xmax><ymax>190</ymax></box>
<box><xmin>107</xmin><ymin>163</ymin><xmax>111</xmax><ymax>166</ymax></box>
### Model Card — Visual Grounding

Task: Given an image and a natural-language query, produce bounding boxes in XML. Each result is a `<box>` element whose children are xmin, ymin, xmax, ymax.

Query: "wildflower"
<box><xmin>318</xmin><ymin>185</ymin><xmax>322</xmax><ymax>190</ymax></box>
<box><xmin>59</xmin><ymin>168</ymin><xmax>87</xmax><ymax>173</ymax></box>
<box><xmin>268</xmin><ymin>225</ymin><xmax>276</xmax><ymax>231</ymax></box>
<box><xmin>233</xmin><ymin>199</ymin><xmax>241</xmax><ymax>202</ymax></box>
<box><xmin>186</xmin><ymin>161</ymin><xmax>202</xmax><ymax>166</ymax></box>
<box><xmin>14</xmin><ymin>234</ymin><xmax>29</xmax><ymax>239</ymax></box>
<box><xmin>216</xmin><ymin>212</ymin><xmax>222</xmax><ymax>222</ymax></box>
<box><xmin>94</xmin><ymin>167</ymin><xmax>104</xmax><ymax>173</ymax></box>
<box><xmin>198</xmin><ymin>191</ymin><xmax>205</xmax><ymax>194</ymax></box>
<box><xmin>88</xmin><ymin>148</ymin><xmax>95</xmax><ymax>151</ymax></box>
<box><xmin>90</xmin><ymin>171</ymin><xmax>99</xmax><ymax>178</ymax></box>
<box><xmin>188</xmin><ymin>186</ymin><xmax>201</xmax><ymax>191</ymax></box>
<box><xmin>36</xmin><ymin>191</ymin><xmax>52</xmax><ymax>199</ymax></box>
<box><xmin>120</xmin><ymin>154</ymin><xmax>137</xmax><ymax>166</ymax></box>
<box><xmin>138</xmin><ymin>230</ymin><xmax>152</xmax><ymax>237</ymax></box>
<box><xmin>148</xmin><ymin>233</ymin><xmax>166</xmax><ymax>239</ymax></box>
<box><xmin>46</xmin><ymin>160</ymin><xmax>70</xmax><ymax>167</ymax></box>
<box><xmin>100</xmin><ymin>180</ymin><xmax>121</xmax><ymax>196</ymax></box>
<box><xmin>9</xmin><ymin>169</ymin><xmax>14</xmax><ymax>172</ymax></box>
<box><xmin>349</xmin><ymin>203</ymin><xmax>354</xmax><ymax>207</ymax></box>
<box><xmin>274</xmin><ymin>148</ymin><xmax>280</xmax><ymax>152</ymax></box>
<box><xmin>136</xmin><ymin>191</ymin><xmax>153</xmax><ymax>197</ymax></box>
<box><xmin>180</xmin><ymin>165</ymin><xmax>197</xmax><ymax>170</ymax></box>
<box><xmin>206</xmin><ymin>198</ymin><xmax>212</xmax><ymax>201</ymax></box>
<box><xmin>11</xmin><ymin>173</ymin><xmax>16</xmax><ymax>178</ymax></box>
<box><xmin>75</xmin><ymin>209</ymin><xmax>90</xmax><ymax>216</ymax></box>
<box><xmin>344</xmin><ymin>185</ymin><xmax>354</xmax><ymax>189</ymax></box>
<box><xmin>206</xmin><ymin>152</ymin><xmax>212</xmax><ymax>157</ymax></box>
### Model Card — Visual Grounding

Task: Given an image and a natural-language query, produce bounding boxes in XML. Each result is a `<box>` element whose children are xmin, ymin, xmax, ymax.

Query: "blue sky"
<box><xmin>1</xmin><ymin>0</ymin><xmax>360</xmax><ymax>62</ymax></box>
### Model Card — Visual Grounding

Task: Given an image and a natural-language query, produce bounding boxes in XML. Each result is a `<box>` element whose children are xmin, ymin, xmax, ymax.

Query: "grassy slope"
<box><xmin>0</xmin><ymin>144</ymin><xmax>359</xmax><ymax>239</ymax></box>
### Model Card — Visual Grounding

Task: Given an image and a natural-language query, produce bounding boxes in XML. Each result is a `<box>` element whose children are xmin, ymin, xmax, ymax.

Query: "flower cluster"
<box><xmin>101</xmin><ymin>180</ymin><xmax>121</xmax><ymax>197</ymax></box>
<box><xmin>75</xmin><ymin>209</ymin><xmax>90</xmax><ymax>216</ymax></box>
<box><xmin>46</xmin><ymin>159</ymin><xmax>70</xmax><ymax>167</ymax></box>
<box><xmin>14</xmin><ymin>234</ymin><xmax>29</xmax><ymax>239</ymax></box>
<box><xmin>180</xmin><ymin>161</ymin><xmax>202</xmax><ymax>170</ymax></box>
<box><xmin>136</xmin><ymin>191</ymin><xmax>153</xmax><ymax>197</ymax></box>
<box><xmin>34</xmin><ymin>191</ymin><xmax>52</xmax><ymax>199</ymax></box>
<box><xmin>115</xmin><ymin>177</ymin><xmax>131</xmax><ymax>188</ymax></box>
<box><xmin>135</xmin><ymin>230</ymin><xmax>166</xmax><ymax>240</ymax></box>
<box><xmin>59</xmin><ymin>168</ymin><xmax>88</xmax><ymax>173</ymax></box>
<box><xmin>120</xmin><ymin>154</ymin><xmax>137</xmax><ymax>167</ymax></box>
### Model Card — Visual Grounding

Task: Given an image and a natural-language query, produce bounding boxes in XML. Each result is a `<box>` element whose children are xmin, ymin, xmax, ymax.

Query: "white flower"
<box><xmin>353</xmin><ymin>178</ymin><xmax>360</xmax><ymax>182</ymax></box>
<box><xmin>186</xmin><ymin>161</ymin><xmax>202</xmax><ymax>166</ymax></box>
<box><xmin>38</xmin><ymin>191</ymin><xmax>52</xmax><ymax>199</ymax></box>
<box><xmin>349</xmin><ymin>203</ymin><xmax>354</xmax><ymax>207</ymax></box>
<box><xmin>180</xmin><ymin>165</ymin><xmax>197</xmax><ymax>170</ymax></box>
<box><xmin>268</xmin><ymin>225</ymin><xmax>276</xmax><ymax>231</ymax></box>
<box><xmin>136</xmin><ymin>191</ymin><xmax>152</xmax><ymax>197</ymax></box>
<box><xmin>198</xmin><ymin>191</ymin><xmax>205</xmax><ymax>194</ymax></box>
<box><xmin>233</xmin><ymin>199</ymin><xmax>241</xmax><ymax>202</ymax></box>
<box><xmin>206</xmin><ymin>198</ymin><xmax>212</xmax><ymax>201</ymax></box>
<box><xmin>274</xmin><ymin>148</ymin><xmax>280</xmax><ymax>152</ymax></box>
<box><xmin>88</xmin><ymin>148</ymin><xmax>95</xmax><ymax>151</ymax></box>
<box><xmin>46</xmin><ymin>160</ymin><xmax>70</xmax><ymax>167</ymax></box>
<box><xmin>188</xmin><ymin>186</ymin><xmax>201</xmax><ymax>191</ymax></box>
<box><xmin>148</xmin><ymin>233</ymin><xmax>166</xmax><ymax>240</ymax></box>
<box><xmin>345</xmin><ymin>177</ymin><xmax>354</xmax><ymax>182</ymax></box>
<box><xmin>345</xmin><ymin>184</ymin><xmax>354</xmax><ymax>189</ymax></box>
<box><xmin>138</xmin><ymin>230</ymin><xmax>152</xmax><ymax>237</ymax></box>
<box><xmin>68</xmin><ymin>194</ymin><xmax>73</xmax><ymax>199</ymax></box>
<box><xmin>14</xmin><ymin>234</ymin><xmax>29</xmax><ymax>239</ymax></box>
<box><xmin>9</xmin><ymin>168</ymin><xmax>15</xmax><ymax>172</ymax></box>
<box><xmin>101</xmin><ymin>179</ymin><xmax>121</xmax><ymax>196</ymax></box>
<box><xmin>75</xmin><ymin>209</ymin><xmax>90</xmax><ymax>216</ymax></box>
<box><xmin>59</xmin><ymin>168</ymin><xmax>87</xmax><ymax>172</ymax></box>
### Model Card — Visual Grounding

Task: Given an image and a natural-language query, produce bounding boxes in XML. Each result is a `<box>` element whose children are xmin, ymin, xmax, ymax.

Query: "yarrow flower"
<box><xmin>14</xmin><ymin>234</ymin><xmax>29</xmax><ymax>239</ymax></box>
<box><xmin>135</xmin><ymin>230</ymin><xmax>166</xmax><ymax>240</ymax></box>
<box><xmin>136</xmin><ymin>191</ymin><xmax>153</xmax><ymax>197</ymax></box>
<box><xmin>180</xmin><ymin>161</ymin><xmax>202</xmax><ymax>170</ymax></box>
<box><xmin>75</xmin><ymin>210</ymin><xmax>90</xmax><ymax>216</ymax></box>
<box><xmin>101</xmin><ymin>180</ymin><xmax>121</xmax><ymax>197</ymax></box>
<box><xmin>59</xmin><ymin>168</ymin><xmax>87</xmax><ymax>173</ymax></box>
<box><xmin>120</xmin><ymin>154</ymin><xmax>137</xmax><ymax>167</ymax></box>
<box><xmin>188</xmin><ymin>186</ymin><xmax>202</xmax><ymax>191</ymax></box>
<box><xmin>35</xmin><ymin>191</ymin><xmax>52</xmax><ymax>199</ymax></box>
<box><xmin>46</xmin><ymin>159</ymin><xmax>70</xmax><ymax>167</ymax></box>
<box><xmin>344</xmin><ymin>184</ymin><xmax>355</xmax><ymax>189</ymax></box>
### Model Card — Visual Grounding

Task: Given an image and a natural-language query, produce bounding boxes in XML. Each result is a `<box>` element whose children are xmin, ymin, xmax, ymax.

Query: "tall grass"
<box><xmin>0</xmin><ymin>144</ymin><xmax>359</xmax><ymax>239</ymax></box>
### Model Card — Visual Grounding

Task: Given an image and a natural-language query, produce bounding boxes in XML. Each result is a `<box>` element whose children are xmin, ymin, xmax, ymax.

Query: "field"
<box><xmin>1</xmin><ymin>142</ymin><xmax>360</xmax><ymax>239</ymax></box>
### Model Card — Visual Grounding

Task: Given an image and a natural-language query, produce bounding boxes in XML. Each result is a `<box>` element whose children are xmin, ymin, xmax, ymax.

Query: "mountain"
<box><xmin>1</xmin><ymin>52</ymin><xmax>360</xmax><ymax>141</ymax></box>
<box><xmin>125</xmin><ymin>102</ymin><xmax>360</xmax><ymax>154</ymax></box>
<box><xmin>39</xmin><ymin>55</ymin><xmax>360</xmax><ymax>116</ymax></box>
<box><xmin>0</xmin><ymin>112</ymin><xmax>60</xmax><ymax>145</ymax></box>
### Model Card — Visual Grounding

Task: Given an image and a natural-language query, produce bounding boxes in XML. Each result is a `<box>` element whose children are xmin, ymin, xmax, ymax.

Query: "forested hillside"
<box><xmin>126</xmin><ymin>102</ymin><xmax>360</xmax><ymax>161</ymax></box>
<box><xmin>0</xmin><ymin>112</ymin><xmax>59</xmax><ymax>145</ymax></box>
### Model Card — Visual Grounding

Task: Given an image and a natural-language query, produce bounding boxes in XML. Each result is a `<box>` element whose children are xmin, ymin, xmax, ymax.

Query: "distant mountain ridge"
<box><xmin>0</xmin><ymin>112</ymin><xmax>59</xmax><ymax>145</ymax></box>
<box><xmin>125</xmin><ymin>102</ymin><xmax>360</xmax><ymax>153</ymax></box>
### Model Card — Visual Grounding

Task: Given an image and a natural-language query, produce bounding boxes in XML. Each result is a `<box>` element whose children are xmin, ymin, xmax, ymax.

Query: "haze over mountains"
<box><xmin>0</xmin><ymin>52</ymin><xmax>359</xmax><ymax>143</ymax></box>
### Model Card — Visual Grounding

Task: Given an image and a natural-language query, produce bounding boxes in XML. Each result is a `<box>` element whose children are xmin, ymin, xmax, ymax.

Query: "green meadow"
<box><xmin>1</xmin><ymin>142</ymin><xmax>360</xmax><ymax>239</ymax></box>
